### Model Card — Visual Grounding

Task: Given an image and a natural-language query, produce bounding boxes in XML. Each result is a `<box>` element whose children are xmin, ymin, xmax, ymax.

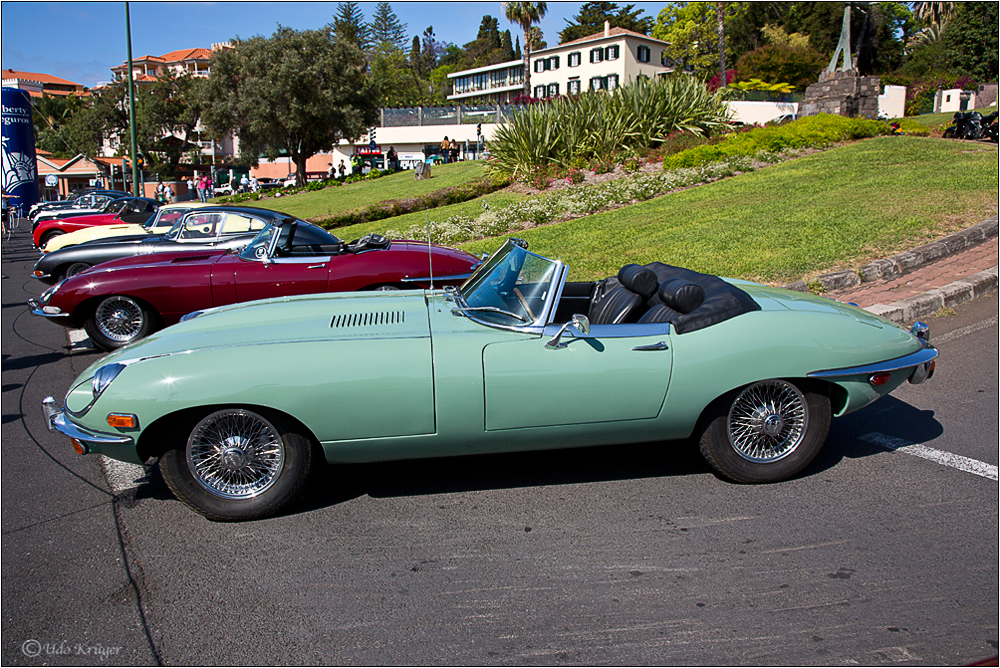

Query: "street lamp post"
<box><xmin>125</xmin><ymin>2</ymin><xmax>140</xmax><ymax>197</ymax></box>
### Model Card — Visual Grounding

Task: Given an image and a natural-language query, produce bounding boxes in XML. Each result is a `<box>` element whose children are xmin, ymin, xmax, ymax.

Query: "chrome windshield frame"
<box><xmin>452</xmin><ymin>241</ymin><xmax>566</xmax><ymax>333</ymax></box>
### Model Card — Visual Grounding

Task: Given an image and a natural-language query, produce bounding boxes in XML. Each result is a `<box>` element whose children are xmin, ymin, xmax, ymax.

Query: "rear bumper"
<box><xmin>808</xmin><ymin>343</ymin><xmax>938</xmax><ymax>385</ymax></box>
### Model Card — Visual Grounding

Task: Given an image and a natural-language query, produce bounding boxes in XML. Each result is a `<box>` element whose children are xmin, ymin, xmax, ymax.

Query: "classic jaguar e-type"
<box><xmin>41</xmin><ymin>202</ymin><xmax>206</xmax><ymax>253</ymax></box>
<box><xmin>30</xmin><ymin>215</ymin><xmax>482</xmax><ymax>350</ymax></box>
<box><xmin>31</xmin><ymin>204</ymin><xmax>272</xmax><ymax>285</ymax></box>
<box><xmin>33</xmin><ymin>197</ymin><xmax>160</xmax><ymax>249</ymax></box>
<box><xmin>42</xmin><ymin>239</ymin><xmax>937</xmax><ymax>521</ymax></box>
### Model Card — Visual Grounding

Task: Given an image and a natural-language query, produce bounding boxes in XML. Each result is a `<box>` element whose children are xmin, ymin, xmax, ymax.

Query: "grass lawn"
<box><xmin>457</xmin><ymin>136</ymin><xmax>998</xmax><ymax>284</ymax></box>
<box><xmin>328</xmin><ymin>191</ymin><xmax>528</xmax><ymax>241</ymax></box>
<box><xmin>218</xmin><ymin>161</ymin><xmax>491</xmax><ymax>220</ymax></box>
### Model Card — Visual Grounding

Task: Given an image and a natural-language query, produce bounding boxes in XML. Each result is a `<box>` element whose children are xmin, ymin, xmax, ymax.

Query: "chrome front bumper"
<box><xmin>27</xmin><ymin>298</ymin><xmax>72</xmax><ymax>320</ymax></box>
<box><xmin>41</xmin><ymin>396</ymin><xmax>135</xmax><ymax>455</ymax></box>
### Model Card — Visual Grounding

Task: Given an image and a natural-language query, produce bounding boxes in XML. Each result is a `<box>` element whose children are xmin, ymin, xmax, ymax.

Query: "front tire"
<box><xmin>159</xmin><ymin>408</ymin><xmax>314</xmax><ymax>521</ymax></box>
<box><xmin>62</xmin><ymin>262</ymin><xmax>91</xmax><ymax>280</ymax></box>
<box><xmin>698</xmin><ymin>379</ymin><xmax>831</xmax><ymax>484</ymax></box>
<box><xmin>84</xmin><ymin>295</ymin><xmax>157</xmax><ymax>351</ymax></box>
<box><xmin>40</xmin><ymin>229</ymin><xmax>65</xmax><ymax>247</ymax></box>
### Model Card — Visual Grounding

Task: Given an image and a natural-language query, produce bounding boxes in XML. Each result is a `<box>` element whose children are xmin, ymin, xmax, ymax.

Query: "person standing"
<box><xmin>240</xmin><ymin>173</ymin><xmax>249</xmax><ymax>193</ymax></box>
<box><xmin>337</xmin><ymin>160</ymin><xmax>346</xmax><ymax>178</ymax></box>
<box><xmin>164</xmin><ymin>183</ymin><xmax>174</xmax><ymax>202</ymax></box>
<box><xmin>440</xmin><ymin>136</ymin><xmax>451</xmax><ymax>164</ymax></box>
<box><xmin>186</xmin><ymin>177</ymin><xmax>196</xmax><ymax>201</ymax></box>
<box><xmin>386</xmin><ymin>146</ymin><xmax>399</xmax><ymax>172</ymax></box>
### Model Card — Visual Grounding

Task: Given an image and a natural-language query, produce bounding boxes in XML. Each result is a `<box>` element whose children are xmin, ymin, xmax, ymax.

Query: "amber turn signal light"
<box><xmin>106</xmin><ymin>413</ymin><xmax>137</xmax><ymax>429</ymax></box>
<box><xmin>71</xmin><ymin>438</ymin><xmax>87</xmax><ymax>455</ymax></box>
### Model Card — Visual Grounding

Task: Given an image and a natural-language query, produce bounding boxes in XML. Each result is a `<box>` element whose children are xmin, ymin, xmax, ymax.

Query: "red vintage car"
<box><xmin>30</xmin><ymin>212</ymin><xmax>482</xmax><ymax>351</ymax></box>
<box><xmin>33</xmin><ymin>197</ymin><xmax>160</xmax><ymax>249</ymax></box>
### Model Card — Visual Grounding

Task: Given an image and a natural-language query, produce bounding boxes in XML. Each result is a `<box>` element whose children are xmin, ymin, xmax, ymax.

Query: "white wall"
<box><xmin>725</xmin><ymin>101</ymin><xmax>798</xmax><ymax>125</ymax></box>
<box><xmin>879</xmin><ymin>85</ymin><xmax>906</xmax><ymax>119</ymax></box>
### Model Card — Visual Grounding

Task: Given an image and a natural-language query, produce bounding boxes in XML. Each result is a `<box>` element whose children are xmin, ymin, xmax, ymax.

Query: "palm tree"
<box><xmin>503</xmin><ymin>2</ymin><xmax>548</xmax><ymax>97</ymax></box>
<box><xmin>911</xmin><ymin>1</ymin><xmax>955</xmax><ymax>27</ymax></box>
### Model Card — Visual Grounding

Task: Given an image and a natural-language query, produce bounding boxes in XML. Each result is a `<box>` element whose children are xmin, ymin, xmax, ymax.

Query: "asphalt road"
<box><xmin>2</xmin><ymin>226</ymin><xmax>997</xmax><ymax>666</ymax></box>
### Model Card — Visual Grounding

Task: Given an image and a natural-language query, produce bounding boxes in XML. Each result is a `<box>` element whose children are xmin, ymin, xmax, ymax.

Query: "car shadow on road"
<box><xmin>295</xmin><ymin>438</ymin><xmax>712</xmax><ymax>515</ymax></box>
<box><xmin>801</xmin><ymin>395</ymin><xmax>944</xmax><ymax>475</ymax></box>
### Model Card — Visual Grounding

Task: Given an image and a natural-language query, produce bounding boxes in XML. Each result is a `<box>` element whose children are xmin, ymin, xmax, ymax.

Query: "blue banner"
<box><xmin>2</xmin><ymin>87</ymin><xmax>41</xmax><ymax>217</ymax></box>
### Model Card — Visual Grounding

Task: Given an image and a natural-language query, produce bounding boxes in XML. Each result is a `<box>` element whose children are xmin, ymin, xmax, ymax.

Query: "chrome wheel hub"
<box><xmin>187</xmin><ymin>410</ymin><xmax>285</xmax><ymax>499</ymax></box>
<box><xmin>95</xmin><ymin>296</ymin><xmax>143</xmax><ymax>342</ymax></box>
<box><xmin>728</xmin><ymin>381</ymin><xmax>808</xmax><ymax>463</ymax></box>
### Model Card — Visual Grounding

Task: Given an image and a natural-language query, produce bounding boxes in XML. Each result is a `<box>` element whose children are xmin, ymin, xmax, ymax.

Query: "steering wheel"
<box><xmin>513</xmin><ymin>288</ymin><xmax>536</xmax><ymax>321</ymax></box>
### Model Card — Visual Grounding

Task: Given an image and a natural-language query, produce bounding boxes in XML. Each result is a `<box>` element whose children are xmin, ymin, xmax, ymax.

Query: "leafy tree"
<box><xmin>371</xmin><ymin>45</ymin><xmax>424</xmax><ymax>107</ymax></box>
<box><xmin>501</xmin><ymin>30</ymin><xmax>516</xmax><ymax>62</ymax></box>
<box><xmin>735</xmin><ymin>41</ymin><xmax>827</xmax><ymax>91</ymax></box>
<box><xmin>503</xmin><ymin>2</ymin><xmax>548</xmax><ymax>95</ymax></box>
<box><xmin>942</xmin><ymin>1</ymin><xmax>998</xmax><ymax>82</ymax></box>
<box><xmin>137</xmin><ymin>71</ymin><xmax>207</xmax><ymax>175</ymax></box>
<box><xmin>332</xmin><ymin>1</ymin><xmax>370</xmax><ymax>51</ymax></box>
<box><xmin>653</xmin><ymin>2</ymin><xmax>736</xmax><ymax>78</ymax></box>
<box><xmin>202</xmin><ymin>25</ymin><xmax>378</xmax><ymax>186</ymax></box>
<box><xmin>31</xmin><ymin>93</ymin><xmax>93</xmax><ymax>158</ymax></box>
<box><xmin>369</xmin><ymin>2</ymin><xmax>409</xmax><ymax>51</ymax></box>
<box><xmin>559</xmin><ymin>2</ymin><xmax>653</xmax><ymax>43</ymax></box>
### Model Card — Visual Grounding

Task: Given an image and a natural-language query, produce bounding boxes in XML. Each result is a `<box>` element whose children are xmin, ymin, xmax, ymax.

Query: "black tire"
<box><xmin>83</xmin><ymin>295</ymin><xmax>158</xmax><ymax>351</ymax></box>
<box><xmin>159</xmin><ymin>408</ymin><xmax>314</xmax><ymax>521</ymax></box>
<box><xmin>40</xmin><ymin>229</ymin><xmax>65</xmax><ymax>247</ymax></box>
<box><xmin>942</xmin><ymin>127</ymin><xmax>956</xmax><ymax>139</ymax></box>
<box><xmin>698</xmin><ymin>379</ymin><xmax>831</xmax><ymax>484</ymax></box>
<box><xmin>62</xmin><ymin>262</ymin><xmax>91</xmax><ymax>280</ymax></box>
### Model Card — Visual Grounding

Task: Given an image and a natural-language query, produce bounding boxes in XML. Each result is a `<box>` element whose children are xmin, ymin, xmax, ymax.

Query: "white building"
<box><xmin>448</xmin><ymin>23</ymin><xmax>673</xmax><ymax>103</ymax></box>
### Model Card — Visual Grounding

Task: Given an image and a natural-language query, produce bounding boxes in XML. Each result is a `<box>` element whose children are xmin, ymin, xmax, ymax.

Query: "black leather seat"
<box><xmin>588</xmin><ymin>277</ymin><xmax>641</xmax><ymax>324</ymax></box>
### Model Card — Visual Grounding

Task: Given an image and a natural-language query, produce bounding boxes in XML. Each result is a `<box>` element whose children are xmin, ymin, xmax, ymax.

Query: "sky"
<box><xmin>2</xmin><ymin>1</ymin><xmax>666</xmax><ymax>89</ymax></box>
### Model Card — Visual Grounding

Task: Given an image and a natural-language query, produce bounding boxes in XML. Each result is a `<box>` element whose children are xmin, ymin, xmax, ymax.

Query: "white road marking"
<box><xmin>67</xmin><ymin>328</ymin><xmax>90</xmax><ymax>349</ymax></box>
<box><xmin>933</xmin><ymin>315</ymin><xmax>998</xmax><ymax>344</ymax></box>
<box><xmin>860</xmin><ymin>432</ymin><xmax>998</xmax><ymax>481</ymax></box>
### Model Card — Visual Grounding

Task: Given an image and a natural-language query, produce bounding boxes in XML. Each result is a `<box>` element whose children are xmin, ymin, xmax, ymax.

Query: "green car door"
<box><xmin>482</xmin><ymin>324</ymin><xmax>673</xmax><ymax>431</ymax></box>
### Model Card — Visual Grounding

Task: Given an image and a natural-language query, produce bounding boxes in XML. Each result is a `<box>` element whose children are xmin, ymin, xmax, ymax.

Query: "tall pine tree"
<box><xmin>369</xmin><ymin>2</ymin><xmax>409</xmax><ymax>50</ymax></box>
<box><xmin>332</xmin><ymin>1</ymin><xmax>369</xmax><ymax>50</ymax></box>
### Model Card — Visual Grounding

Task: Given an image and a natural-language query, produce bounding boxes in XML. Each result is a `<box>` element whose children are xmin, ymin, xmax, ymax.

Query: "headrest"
<box><xmin>617</xmin><ymin>264</ymin><xmax>659</xmax><ymax>299</ymax></box>
<box><xmin>658</xmin><ymin>278</ymin><xmax>705</xmax><ymax>314</ymax></box>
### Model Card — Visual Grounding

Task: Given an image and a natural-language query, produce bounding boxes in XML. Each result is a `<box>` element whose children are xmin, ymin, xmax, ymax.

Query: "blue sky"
<box><xmin>2</xmin><ymin>1</ymin><xmax>666</xmax><ymax>88</ymax></box>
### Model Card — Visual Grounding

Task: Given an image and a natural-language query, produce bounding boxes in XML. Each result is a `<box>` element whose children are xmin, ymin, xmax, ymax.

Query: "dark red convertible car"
<box><xmin>32</xmin><ymin>197</ymin><xmax>159</xmax><ymax>249</ymax></box>
<box><xmin>30</xmin><ymin>214</ymin><xmax>482</xmax><ymax>350</ymax></box>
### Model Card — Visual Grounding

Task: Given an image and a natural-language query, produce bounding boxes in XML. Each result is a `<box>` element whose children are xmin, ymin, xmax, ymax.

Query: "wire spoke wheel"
<box><xmin>186</xmin><ymin>409</ymin><xmax>286</xmax><ymax>499</ymax></box>
<box><xmin>95</xmin><ymin>296</ymin><xmax>145</xmax><ymax>343</ymax></box>
<box><xmin>727</xmin><ymin>380</ymin><xmax>808</xmax><ymax>463</ymax></box>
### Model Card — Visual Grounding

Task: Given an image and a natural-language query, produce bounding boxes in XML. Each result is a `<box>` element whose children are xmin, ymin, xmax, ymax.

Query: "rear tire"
<box><xmin>84</xmin><ymin>295</ymin><xmax>158</xmax><ymax>351</ymax></box>
<box><xmin>159</xmin><ymin>408</ymin><xmax>314</xmax><ymax>521</ymax></box>
<box><xmin>698</xmin><ymin>379</ymin><xmax>831</xmax><ymax>484</ymax></box>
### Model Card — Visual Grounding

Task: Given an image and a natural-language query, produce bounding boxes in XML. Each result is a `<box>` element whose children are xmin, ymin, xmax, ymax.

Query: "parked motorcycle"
<box><xmin>943</xmin><ymin>111</ymin><xmax>984</xmax><ymax>140</ymax></box>
<box><xmin>982</xmin><ymin>111</ymin><xmax>999</xmax><ymax>143</ymax></box>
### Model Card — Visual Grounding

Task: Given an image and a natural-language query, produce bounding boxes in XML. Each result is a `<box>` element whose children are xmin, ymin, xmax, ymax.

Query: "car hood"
<box><xmin>46</xmin><ymin>224</ymin><xmax>148</xmax><ymax>252</ymax></box>
<box><xmin>72</xmin><ymin>247</ymin><xmax>230</xmax><ymax>275</ymax></box>
<box><xmin>94</xmin><ymin>290</ymin><xmax>433</xmax><ymax>367</ymax></box>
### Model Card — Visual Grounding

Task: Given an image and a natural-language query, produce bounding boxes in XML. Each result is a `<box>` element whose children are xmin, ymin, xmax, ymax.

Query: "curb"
<box><xmin>866</xmin><ymin>265</ymin><xmax>999</xmax><ymax>324</ymax></box>
<box><xmin>781</xmin><ymin>215</ymin><xmax>999</xmax><ymax>324</ymax></box>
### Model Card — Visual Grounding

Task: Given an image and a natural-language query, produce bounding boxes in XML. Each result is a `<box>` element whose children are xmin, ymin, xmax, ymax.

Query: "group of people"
<box><xmin>185</xmin><ymin>175</ymin><xmax>213</xmax><ymax>203</ymax></box>
<box><xmin>153</xmin><ymin>179</ymin><xmax>174</xmax><ymax>204</ymax></box>
<box><xmin>439</xmin><ymin>136</ymin><xmax>460</xmax><ymax>164</ymax></box>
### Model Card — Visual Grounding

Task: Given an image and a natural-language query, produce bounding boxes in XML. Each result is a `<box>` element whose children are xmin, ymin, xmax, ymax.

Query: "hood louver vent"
<box><xmin>171</xmin><ymin>255</ymin><xmax>213</xmax><ymax>263</ymax></box>
<box><xmin>331</xmin><ymin>310</ymin><xmax>405</xmax><ymax>328</ymax></box>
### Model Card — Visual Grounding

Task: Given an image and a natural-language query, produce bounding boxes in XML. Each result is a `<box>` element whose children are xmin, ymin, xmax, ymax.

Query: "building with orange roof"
<box><xmin>109</xmin><ymin>44</ymin><xmax>229</xmax><ymax>82</ymax></box>
<box><xmin>1</xmin><ymin>69</ymin><xmax>88</xmax><ymax>98</ymax></box>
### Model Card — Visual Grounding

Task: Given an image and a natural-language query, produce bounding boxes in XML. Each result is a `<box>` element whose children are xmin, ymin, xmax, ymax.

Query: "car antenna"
<box><xmin>426</xmin><ymin>211</ymin><xmax>434</xmax><ymax>290</ymax></box>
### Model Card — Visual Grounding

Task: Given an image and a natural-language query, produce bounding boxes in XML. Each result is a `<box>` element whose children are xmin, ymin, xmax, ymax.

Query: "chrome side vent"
<box><xmin>331</xmin><ymin>310</ymin><xmax>405</xmax><ymax>328</ymax></box>
<box><xmin>171</xmin><ymin>255</ymin><xmax>213</xmax><ymax>264</ymax></box>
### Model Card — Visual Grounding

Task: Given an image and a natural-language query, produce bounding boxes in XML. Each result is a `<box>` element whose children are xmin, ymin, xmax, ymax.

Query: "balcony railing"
<box><xmin>379</xmin><ymin>105</ymin><xmax>521</xmax><ymax>127</ymax></box>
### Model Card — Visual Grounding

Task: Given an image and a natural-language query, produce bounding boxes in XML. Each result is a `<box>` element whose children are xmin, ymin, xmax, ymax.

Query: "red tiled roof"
<box><xmin>159</xmin><ymin>47</ymin><xmax>212</xmax><ymax>62</ymax></box>
<box><xmin>557</xmin><ymin>26</ymin><xmax>667</xmax><ymax>48</ymax></box>
<box><xmin>2</xmin><ymin>68</ymin><xmax>84</xmax><ymax>88</ymax></box>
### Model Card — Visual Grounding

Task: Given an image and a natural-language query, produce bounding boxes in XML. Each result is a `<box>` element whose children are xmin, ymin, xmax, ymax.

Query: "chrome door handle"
<box><xmin>307</xmin><ymin>264</ymin><xmax>327</xmax><ymax>269</ymax></box>
<box><xmin>632</xmin><ymin>341</ymin><xmax>668</xmax><ymax>351</ymax></box>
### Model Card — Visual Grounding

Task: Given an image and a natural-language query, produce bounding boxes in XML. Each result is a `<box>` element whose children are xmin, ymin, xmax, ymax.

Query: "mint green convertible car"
<box><xmin>43</xmin><ymin>239</ymin><xmax>937</xmax><ymax>521</ymax></box>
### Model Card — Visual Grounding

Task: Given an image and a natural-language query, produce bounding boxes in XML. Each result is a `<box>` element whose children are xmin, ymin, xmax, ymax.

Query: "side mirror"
<box><xmin>545</xmin><ymin>314</ymin><xmax>590</xmax><ymax>349</ymax></box>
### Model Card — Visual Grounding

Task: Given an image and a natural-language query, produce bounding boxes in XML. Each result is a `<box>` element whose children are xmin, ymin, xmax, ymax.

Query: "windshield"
<box><xmin>146</xmin><ymin>207</ymin><xmax>188</xmax><ymax>233</ymax></box>
<box><xmin>458</xmin><ymin>240</ymin><xmax>558</xmax><ymax>326</ymax></box>
<box><xmin>240</xmin><ymin>225</ymin><xmax>280</xmax><ymax>260</ymax></box>
<box><xmin>104</xmin><ymin>199</ymin><xmax>129</xmax><ymax>214</ymax></box>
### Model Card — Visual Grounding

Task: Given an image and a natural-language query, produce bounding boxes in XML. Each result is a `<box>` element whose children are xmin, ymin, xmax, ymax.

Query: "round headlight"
<box><xmin>92</xmin><ymin>363</ymin><xmax>127</xmax><ymax>398</ymax></box>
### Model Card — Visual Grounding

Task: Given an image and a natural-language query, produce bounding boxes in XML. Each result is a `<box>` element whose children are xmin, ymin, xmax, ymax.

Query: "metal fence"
<box><xmin>380</xmin><ymin>105</ymin><xmax>521</xmax><ymax>127</ymax></box>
